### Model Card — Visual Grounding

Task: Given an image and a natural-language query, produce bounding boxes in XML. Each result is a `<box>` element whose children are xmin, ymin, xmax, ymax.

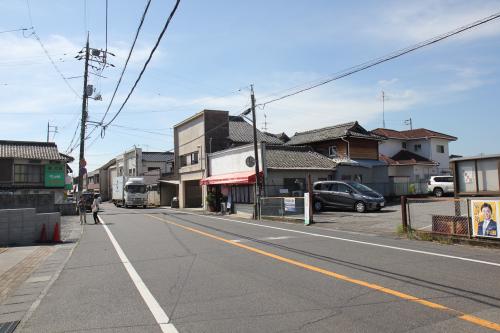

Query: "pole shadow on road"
<box><xmin>160</xmin><ymin>211</ymin><xmax>500</xmax><ymax>309</ymax></box>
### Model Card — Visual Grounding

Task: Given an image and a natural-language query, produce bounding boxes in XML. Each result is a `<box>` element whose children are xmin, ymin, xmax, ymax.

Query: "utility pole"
<box><xmin>77</xmin><ymin>34</ymin><xmax>90</xmax><ymax>201</ymax></box>
<box><xmin>74</xmin><ymin>34</ymin><xmax>114</xmax><ymax>200</ymax></box>
<box><xmin>250</xmin><ymin>85</ymin><xmax>261</xmax><ymax>220</ymax></box>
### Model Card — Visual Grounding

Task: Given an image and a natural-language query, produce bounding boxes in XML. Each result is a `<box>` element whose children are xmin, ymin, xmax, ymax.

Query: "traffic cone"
<box><xmin>39</xmin><ymin>224</ymin><xmax>47</xmax><ymax>243</ymax></box>
<box><xmin>52</xmin><ymin>223</ymin><xmax>61</xmax><ymax>243</ymax></box>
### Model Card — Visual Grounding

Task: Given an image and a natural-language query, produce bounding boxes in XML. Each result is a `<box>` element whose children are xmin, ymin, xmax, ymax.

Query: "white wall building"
<box><xmin>373</xmin><ymin>128</ymin><xmax>457</xmax><ymax>175</ymax></box>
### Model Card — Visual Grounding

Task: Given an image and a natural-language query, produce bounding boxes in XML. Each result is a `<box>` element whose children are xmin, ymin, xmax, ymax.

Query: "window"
<box><xmin>414</xmin><ymin>144</ymin><xmax>422</xmax><ymax>152</ymax></box>
<box><xmin>118</xmin><ymin>167</ymin><xmax>123</xmax><ymax>176</ymax></box>
<box><xmin>180</xmin><ymin>152</ymin><xmax>199</xmax><ymax>166</ymax></box>
<box><xmin>191</xmin><ymin>151</ymin><xmax>199</xmax><ymax>164</ymax></box>
<box><xmin>402</xmin><ymin>142</ymin><xmax>407</xmax><ymax>149</ymax></box>
<box><xmin>0</xmin><ymin>159</ymin><xmax>12</xmax><ymax>182</ymax></box>
<box><xmin>180</xmin><ymin>155</ymin><xmax>187</xmax><ymax>167</ymax></box>
<box><xmin>148</xmin><ymin>167</ymin><xmax>160</xmax><ymax>171</ymax></box>
<box><xmin>284</xmin><ymin>178</ymin><xmax>305</xmax><ymax>192</ymax></box>
<box><xmin>337</xmin><ymin>184</ymin><xmax>351</xmax><ymax>193</ymax></box>
<box><xmin>436</xmin><ymin>145</ymin><xmax>445</xmax><ymax>153</ymax></box>
<box><xmin>231</xmin><ymin>185</ymin><xmax>253</xmax><ymax>203</ymax></box>
<box><xmin>14</xmin><ymin>164</ymin><xmax>42</xmax><ymax>183</ymax></box>
<box><xmin>328</xmin><ymin>146</ymin><xmax>338</xmax><ymax>157</ymax></box>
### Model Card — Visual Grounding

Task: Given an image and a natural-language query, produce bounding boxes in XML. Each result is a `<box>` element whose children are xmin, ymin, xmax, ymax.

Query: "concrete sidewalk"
<box><xmin>0</xmin><ymin>215</ymin><xmax>82</xmax><ymax>332</ymax></box>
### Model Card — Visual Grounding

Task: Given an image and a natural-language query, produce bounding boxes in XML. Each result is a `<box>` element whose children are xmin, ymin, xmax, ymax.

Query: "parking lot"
<box><xmin>311</xmin><ymin>198</ymin><xmax>464</xmax><ymax>235</ymax></box>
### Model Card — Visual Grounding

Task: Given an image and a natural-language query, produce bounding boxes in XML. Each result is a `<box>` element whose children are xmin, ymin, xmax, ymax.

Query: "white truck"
<box><xmin>112</xmin><ymin>176</ymin><xmax>148</xmax><ymax>208</ymax></box>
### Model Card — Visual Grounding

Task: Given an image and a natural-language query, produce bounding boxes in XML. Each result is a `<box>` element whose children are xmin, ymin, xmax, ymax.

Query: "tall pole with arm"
<box><xmin>77</xmin><ymin>34</ymin><xmax>90</xmax><ymax>201</ymax></box>
<box><xmin>250</xmin><ymin>85</ymin><xmax>261</xmax><ymax>220</ymax></box>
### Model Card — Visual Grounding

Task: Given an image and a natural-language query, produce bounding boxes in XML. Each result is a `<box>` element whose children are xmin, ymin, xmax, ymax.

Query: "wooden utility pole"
<box><xmin>77</xmin><ymin>34</ymin><xmax>90</xmax><ymax>201</ymax></box>
<box><xmin>250</xmin><ymin>84</ymin><xmax>261</xmax><ymax>220</ymax></box>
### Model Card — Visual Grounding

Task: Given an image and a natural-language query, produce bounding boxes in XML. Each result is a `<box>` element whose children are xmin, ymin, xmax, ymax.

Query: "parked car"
<box><xmin>427</xmin><ymin>176</ymin><xmax>454</xmax><ymax>197</ymax></box>
<box><xmin>82</xmin><ymin>192</ymin><xmax>94</xmax><ymax>211</ymax></box>
<box><xmin>313</xmin><ymin>181</ymin><xmax>385</xmax><ymax>213</ymax></box>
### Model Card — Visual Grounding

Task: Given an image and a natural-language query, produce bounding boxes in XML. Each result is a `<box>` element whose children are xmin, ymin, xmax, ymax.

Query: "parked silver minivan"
<box><xmin>313</xmin><ymin>181</ymin><xmax>385</xmax><ymax>213</ymax></box>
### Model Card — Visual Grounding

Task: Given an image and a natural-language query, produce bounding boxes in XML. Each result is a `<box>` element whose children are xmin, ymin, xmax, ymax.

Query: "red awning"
<box><xmin>200</xmin><ymin>171</ymin><xmax>262</xmax><ymax>185</ymax></box>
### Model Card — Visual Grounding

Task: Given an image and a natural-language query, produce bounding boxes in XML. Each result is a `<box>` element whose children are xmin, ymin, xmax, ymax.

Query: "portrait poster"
<box><xmin>471</xmin><ymin>199</ymin><xmax>500</xmax><ymax>238</ymax></box>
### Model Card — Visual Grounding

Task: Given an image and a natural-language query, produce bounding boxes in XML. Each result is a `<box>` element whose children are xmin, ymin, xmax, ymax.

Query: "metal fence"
<box><xmin>260</xmin><ymin>197</ymin><xmax>305</xmax><ymax>219</ymax></box>
<box><xmin>406</xmin><ymin>197</ymin><xmax>470</xmax><ymax>236</ymax></box>
<box><xmin>263</xmin><ymin>181</ymin><xmax>430</xmax><ymax>198</ymax></box>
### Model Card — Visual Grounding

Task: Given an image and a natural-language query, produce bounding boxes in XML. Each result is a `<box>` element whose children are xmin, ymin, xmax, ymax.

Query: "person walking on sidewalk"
<box><xmin>91</xmin><ymin>194</ymin><xmax>100</xmax><ymax>224</ymax></box>
<box><xmin>78</xmin><ymin>197</ymin><xmax>87</xmax><ymax>225</ymax></box>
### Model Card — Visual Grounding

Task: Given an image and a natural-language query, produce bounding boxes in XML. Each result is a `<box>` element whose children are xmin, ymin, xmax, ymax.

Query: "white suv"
<box><xmin>427</xmin><ymin>176</ymin><xmax>454</xmax><ymax>197</ymax></box>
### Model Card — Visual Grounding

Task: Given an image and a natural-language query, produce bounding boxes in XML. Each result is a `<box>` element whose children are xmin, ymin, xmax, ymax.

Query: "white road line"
<box><xmin>165</xmin><ymin>209</ymin><xmax>500</xmax><ymax>268</ymax></box>
<box><xmin>99</xmin><ymin>216</ymin><xmax>178</xmax><ymax>333</ymax></box>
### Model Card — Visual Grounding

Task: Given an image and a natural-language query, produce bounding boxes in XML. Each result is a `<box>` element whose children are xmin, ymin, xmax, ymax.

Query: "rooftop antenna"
<box><xmin>381</xmin><ymin>90</ymin><xmax>387</xmax><ymax>128</ymax></box>
<box><xmin>404</xmin><ymin>118</ymin><xmax>413</xmax><ymax>130</ymax></box>
<box><xmin>261</xmin><ymin>113</ymin><xmax>269</xmax><ymax>132</ymax></box>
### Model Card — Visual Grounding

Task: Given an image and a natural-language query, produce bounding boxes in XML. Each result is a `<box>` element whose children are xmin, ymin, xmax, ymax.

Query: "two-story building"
<box><xmin>174</xmin><ymin>109</ymin><xmax>283</xmax><ymax>208</ymax></box>
<box><xmin>285</xmin><ymin>122</ymin><xmax>389</xmax><ymax>193</ymax></box>
<box><xmin>0</xmin><ymin>140</ymin><xmax>73</xmax><ymax>206</ymax></box>
<box><xmin>372</xmin><ymin>128</ymin><xmax>457</xmax><ymax>181</ymax></box>
<box><xmin>88</xmin><ymin>148</ymin><xmax>174</xmax><ymax>201</ymax></box>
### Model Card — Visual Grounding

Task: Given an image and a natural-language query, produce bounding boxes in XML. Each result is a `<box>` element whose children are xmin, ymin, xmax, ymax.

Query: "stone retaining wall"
<box><xmin>0</xmin><ymin>208</ymin><xmax>61</xmax><ymax>246</ymax></box>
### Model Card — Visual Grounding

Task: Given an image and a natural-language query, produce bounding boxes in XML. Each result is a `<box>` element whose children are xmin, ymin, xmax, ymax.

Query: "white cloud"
<box><xmin>258</xmin><ymin>83</ymin><xmax>422</xmax><ymax>135</ymax></box>
<box><xmin>369</xmin><ymin>1</ymin><xmax>500</xmax><ymax>43</ymax></box>
<box><xmin>378</xmin><ymin>78</ymin><xmax>399</xmax><ymax>87</ymax></box>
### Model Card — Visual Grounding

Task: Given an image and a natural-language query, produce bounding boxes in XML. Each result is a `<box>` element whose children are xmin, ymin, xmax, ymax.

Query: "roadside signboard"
<box><xmin>304</xmin><ymin>193</ymin><xmax>310</xmax><ymax>225</ymax></box>
<box><xmin>45</xmin><ymin>164</ymin><xmax>65</xmax><ymax>187</ymax></box>
<box><xmin>284</xmin><ymin>197</ymin><xmax>296</xmax><ymax>212</ymax></box>
<box><xmin>470</xmin><ymin>199</ymin><xmax>500</xmax><ymax>238</ymax></box>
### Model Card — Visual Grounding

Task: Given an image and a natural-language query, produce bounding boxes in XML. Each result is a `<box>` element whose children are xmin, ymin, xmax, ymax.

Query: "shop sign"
<box><xmin>45</xmin><ymin>164</ymin><xmax>65</xmax><ymax>187</ymax></box>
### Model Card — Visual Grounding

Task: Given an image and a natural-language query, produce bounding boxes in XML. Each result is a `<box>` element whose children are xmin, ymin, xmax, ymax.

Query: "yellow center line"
<box><xmin>145</xmin><ymin>214</ymin><xmax>500</xmax><ymax>331</ymax></box>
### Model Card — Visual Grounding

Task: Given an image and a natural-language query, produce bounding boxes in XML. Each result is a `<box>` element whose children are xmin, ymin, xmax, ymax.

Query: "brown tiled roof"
<box><xmin>372</xmin><ymin>128</ymin><xmax>457</xmax><ymax>141</ymax></box>
<box><xmin>400</xmin><ymin>128</ymin><xmax>457</xmax><ymax>141</ymax></box>
<box><xmin>380</xmin><ymin>150</ymin><xmax>438</xmax><ymax>166</ymax></box>
<box><xmin>371</xmin><ymin>128</ymin><xmax>407</xmax><ymax>140</ymax></box>
<box><xmin>0</xmin><ymin>140</ymin><xmax>68</xmax><ymax>161</ymax></box>
<box><xmin>286</xmin><ymin>121</ymin><xmax>384</xmax><ymax>146</ymax></box>
<box><xmin>266</xmin><ymin>145</ymin><xmax>337</xmax><ymax>170</ymax></box>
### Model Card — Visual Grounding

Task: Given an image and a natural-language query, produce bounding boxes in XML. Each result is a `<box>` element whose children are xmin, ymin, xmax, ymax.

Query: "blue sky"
<box><xmin>1</xmin><ymin>0</ymin><xmax>499</xmax><ymax>172</ymax></box>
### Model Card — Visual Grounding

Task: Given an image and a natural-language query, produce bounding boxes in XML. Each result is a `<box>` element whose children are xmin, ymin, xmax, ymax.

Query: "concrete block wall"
<box><xmin>0</xmin><ymin>208</ymin><xmax>61</xmax><ymax>246</ymax></box>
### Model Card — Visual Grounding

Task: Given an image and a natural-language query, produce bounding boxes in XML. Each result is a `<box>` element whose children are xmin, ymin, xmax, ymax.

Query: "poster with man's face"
<box><xmin>471</xmin><ymin>200</ymin><xmax>500</xmax><ymax>238</ymax></box>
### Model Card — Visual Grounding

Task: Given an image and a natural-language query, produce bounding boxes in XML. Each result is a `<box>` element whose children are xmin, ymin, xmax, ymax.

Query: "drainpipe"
<box><xmin>341</xmin><ymin>136</ymin><xmax>350</xmax><ymax>159</ymax></box>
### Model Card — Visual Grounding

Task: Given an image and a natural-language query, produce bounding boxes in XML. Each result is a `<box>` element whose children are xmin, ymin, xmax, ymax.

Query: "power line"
<box><xmin>258</xmin><ymin>11</ymin><xmax>500</xmax><ymax>108</ymax></box>
<box><xmin>108</xmin><ymin>124</ymin><xmax>173</xmax><ymax>136</ymax></box>
<box><xmin>30</xmin><ymin>31</ymin><xmax>81</xmax><ymax>99</ymax></box>
<box><xmin>102</xmin><ymin>0</ymin><xmax>181</xmax><ymax>129</ymax></box>
<box><xmin>65</xmin><ymin>122</ymin><xmax>80</xmax><ymax>154</ymax></box>
<box><xmin>0</xmin><ymin>28</ymin><xmax>30</xmax><ymax>34</ymax></box>
<box><xmin>98</xmin><ymin>0</ymin><xmax>153</xmax><ymax>126</ymax></box>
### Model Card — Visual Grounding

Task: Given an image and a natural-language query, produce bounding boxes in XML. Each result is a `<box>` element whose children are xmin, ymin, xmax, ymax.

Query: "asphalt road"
<box><xmin>18</xmin><ymin>203</ymin><xmax>500</xmax><ymax>332</ymax></box>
